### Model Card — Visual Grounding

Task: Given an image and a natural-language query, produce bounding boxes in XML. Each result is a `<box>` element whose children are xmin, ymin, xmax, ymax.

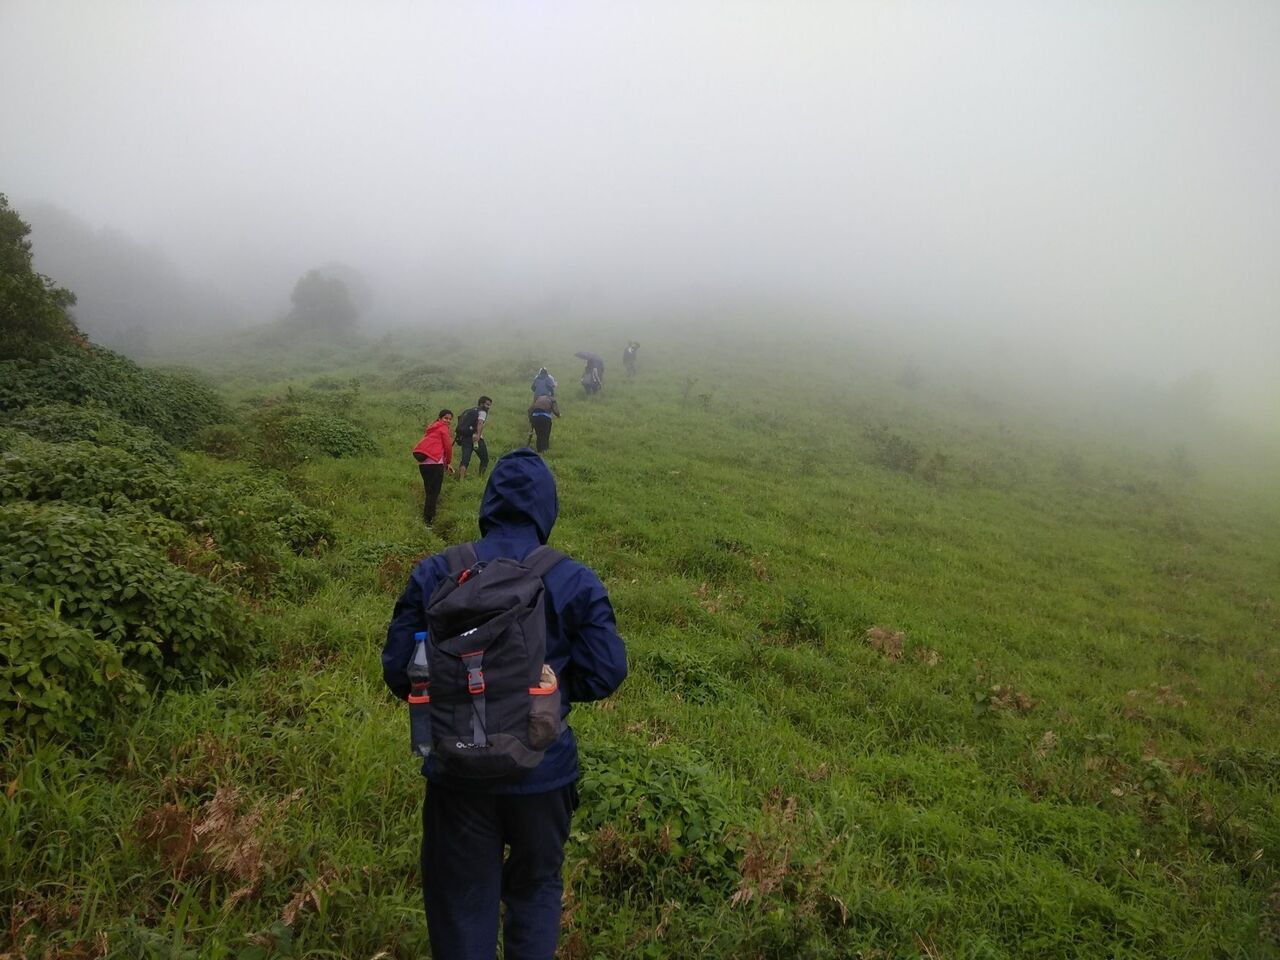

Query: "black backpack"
<box><xmin>454</xmin><ymin>406</ymin><xmax>479</xmax><ymax>442</ymax></box>
<box><xmin>421</xmin><ymin>542</ymin><xmax>565</xmax><ymax>779</ymax></box>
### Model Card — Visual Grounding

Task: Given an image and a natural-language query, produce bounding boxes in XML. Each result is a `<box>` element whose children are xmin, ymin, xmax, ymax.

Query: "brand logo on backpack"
<box><xmin>418</xmin><ymin>542</ymin><xmax>566</xmax><ymax>780</ymax></box>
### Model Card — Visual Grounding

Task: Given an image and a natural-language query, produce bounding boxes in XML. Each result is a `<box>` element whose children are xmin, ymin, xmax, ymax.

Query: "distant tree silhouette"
<box><xmin>316</xmin><ymin>261</ymin><xmax>373</xmax><ymax>313</ymax></box>
<box><xmin>286</xmin><ymin>269</ymin><xmax>358</xmax><ymax>337</ymax></box>
<box><xmin>0</xmin><ymin>194</ymin><xmax>82</xmax><ymax>360</ymax></box>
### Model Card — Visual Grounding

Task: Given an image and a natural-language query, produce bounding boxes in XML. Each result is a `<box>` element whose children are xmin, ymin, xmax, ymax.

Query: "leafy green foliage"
<box><xmin>577</xmin><ymin>745</ymin><xmax>744</xmax><ymax>903</ymax></box>
<box><xmin>0</xmin><ymin>346</ymin><xmax>227</xmax><ymax>445</ymax></box>
<box><xmin>777</xmin><ymin>593</ymin><xmax>824</xmax><ymax>645</ymax></box>
<box><xmin>2</xmin><ymin>402</ymin><xmax>175</xmax><ymax>464</ymax></box>
<box><xmin>276</xmin><ymin>412</ymin><xmax>378</xmax><ymax>459</ymax></box>
<box><xmin>0</xmin><ymin>360</ymin><xmax>333</xmax><ymax>745</ymax></box>
<box><xmin>0</xmin><ymin>431</ymin><xmax>192</xmax><ymax>519</ymax></box>
<box><xmin>242</xmin><ymin>389</ymin><xmax>377</xmax><ymax>467</ymax></box>
<box><xmin>637</xmin><ymin>647</ymin><xmax>736</xmax><ymax>705</ymax></box>
<box><xmin>0</xmin><ymin>501</ymin><xmax>256</xmax><ymax>688</ymax></box>
<box><xmin>0</xmin><ymin>584</ymin><xmax>148</xmax><ymax>739</ymax></box>
<box><xmin>0</xmin><ymin>194</ymin><xmax>83</xmax><ymax>361</ymax></box>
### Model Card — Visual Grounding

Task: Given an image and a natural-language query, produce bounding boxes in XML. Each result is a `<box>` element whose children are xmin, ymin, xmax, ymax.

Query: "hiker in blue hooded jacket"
<box><xmin>383</xmin><ymin>448</ymin><xmax>627</xmax><ymax>960</ymax></box>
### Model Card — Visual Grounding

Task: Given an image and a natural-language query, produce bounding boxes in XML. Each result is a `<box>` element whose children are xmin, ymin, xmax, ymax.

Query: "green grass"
<box><xmin>4</xmin><ymin>321</ymin><xmax>1278</xmax><ymax>958</ymax></box>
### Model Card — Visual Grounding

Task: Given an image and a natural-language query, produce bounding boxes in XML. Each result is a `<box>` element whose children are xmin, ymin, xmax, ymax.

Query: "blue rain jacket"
<box><xmin>384</xmin><ymin>448</ymin><xmax>627</xmax><ymax>794</ymax></box>
<box><xmin>531</xmin><ymin>370</ymin><xmax>557</xmax><ymax>398</ymax></box>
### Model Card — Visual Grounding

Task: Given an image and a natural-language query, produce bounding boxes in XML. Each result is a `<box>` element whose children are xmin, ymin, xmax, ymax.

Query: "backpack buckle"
<box><xmin>467</xmin><ymin>666</ymin><xmax>486</xmax><ymax>695</ymax></box>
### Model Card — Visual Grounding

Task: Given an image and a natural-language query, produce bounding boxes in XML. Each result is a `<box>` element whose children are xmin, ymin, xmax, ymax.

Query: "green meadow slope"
<box><xmin>4</xmin><ymin>324</ymin><xmax>1278</xmax><ymax>958</ymax></box>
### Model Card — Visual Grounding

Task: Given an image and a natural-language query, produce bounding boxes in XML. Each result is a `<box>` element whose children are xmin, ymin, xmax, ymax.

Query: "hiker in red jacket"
<box><xmin>413</xmin><ymin>410</ymin><xmax>455</xmax><ymax>523</ymax></box>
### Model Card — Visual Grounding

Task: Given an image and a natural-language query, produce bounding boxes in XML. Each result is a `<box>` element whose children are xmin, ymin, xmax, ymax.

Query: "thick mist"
<box><xmin>1</xmin><ymin>2</ymin><xmax>1277</xmax><ymax>421</ymax></box>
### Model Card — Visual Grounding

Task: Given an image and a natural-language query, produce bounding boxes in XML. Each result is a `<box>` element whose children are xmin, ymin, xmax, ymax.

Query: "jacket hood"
<box><xmin>478</xmin><ymin>449</ymin><xmax>558</xmax><ymax>543</ymax></box>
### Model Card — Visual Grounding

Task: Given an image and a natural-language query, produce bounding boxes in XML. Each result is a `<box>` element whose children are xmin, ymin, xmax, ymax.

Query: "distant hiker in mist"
<box><xmin>531</xmin><ymin>367</ymin><xmax>557</xmax><ymax>399</ymax></box>
<box><xmin>383</xmin><ymin>449</ymin><xmax>627</xmax><ymax>960</ymax></box>
<box><xmin>527</xmin><ymin>393</ymin><xmax>561</xmax><ymax>453</ymax></box>
<box><xmin>574</xmin><ymin>351</ymin><xmax>604</xmax><ymax>396</ymax></box>
<box><xmin>454</xmin><ymin>395</ymin><xmax>492</xmax><ymax>480</ymax></box>
<box><xmin>623</xmin><ymin>341</ymin><xmax>639</xmax><ymax>377</ymax></box>
<box><xmin>412</xmin><ymin>409</ymin><xmax>454</xmax><ymax>524</ymax></box>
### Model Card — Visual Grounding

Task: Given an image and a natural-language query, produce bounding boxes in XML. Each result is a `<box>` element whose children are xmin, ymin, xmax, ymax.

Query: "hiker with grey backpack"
<box><xmin>383</xmin><ymin>448</ymin><xmax>627</xmax><ymax>960</ymax></box>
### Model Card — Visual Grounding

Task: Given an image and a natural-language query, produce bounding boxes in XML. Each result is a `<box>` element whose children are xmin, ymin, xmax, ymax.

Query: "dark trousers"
<box><xmin>422</xmin><ymin>782</ymin><xmax>578</xmax><ymax>960</ymax></box>
<box><xmin>418</xmin><ymin>462</ymin><xmax>445</xmax><ymax>522</ymax></box>
<box><xmin>529</xmin><ymin>414</ymin><xmax>553</xmax><ymax>452</ymax></box>
<box><xmin>459</xmin><ymin>437</ymin><xmax>489</xmax><ymax>473</ymax></box>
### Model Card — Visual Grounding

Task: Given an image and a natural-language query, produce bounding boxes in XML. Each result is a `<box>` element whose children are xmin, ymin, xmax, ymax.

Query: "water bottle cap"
<box><xmin>414</xmin><ymin>631</ymin><xmax>428</xmax><ymax>641</ymax></box>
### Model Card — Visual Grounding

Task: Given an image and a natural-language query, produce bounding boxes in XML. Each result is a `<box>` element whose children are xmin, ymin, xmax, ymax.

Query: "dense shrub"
<box><xmin>2</xmin><ymin>402</ymin><xmax>175</xmax><ymax>464</ymax></box>
<box><xmin>0</xmin><ymin>431</ymin><xmax>192</xmax><ymax>520</ymax></box>
<box><xmin>577</xmin><ymin>744</ymin><xmax>745</xmax><ymax>903</ymax></box>
<box><xmin>278</xmin><ymin>412</ymin><xmax>378</xmax><ymax>458</ymax></box>
<box><xmin>190</xmin><ymin>465</ymin><xmax>334</xmax><ymax>597</ymax></box>
<box><xmin>863</xmin><ymin>424</ymin><xmax>921</xmax><ymax>474</ymax></box>
<box><xmin>0</xmin><ymin>336</ymin><xmax>337</xmax><ymax>743</ymax></box>
<box><xmin>191</xmin><ymin>421</ymin><xmax>251</xmax><ymax>459</ymax></box>
<box><xmin>0</xmin><ymin>584</ymin><xmax>147</xmax><ymax>740</ymax></box>
<box><xmin>0</xmin><ymin>501</ymin><xmax>257</xmax><ymax>690</ymax></box>
<box><xmin>247</xmin><ymin>394</ymin><xmax>377</xmax><ymax>467</ymax></box>
<box><xmin>639</xmin><ymin>648</ymin><xmax>735</xmax><ymax>705</ymax></box>
<box><xmin>0</xmin><ymin>346</ymin><xmax>227</xmax><ymax>444</ymax></box>
<box><xmin>777</xmin><ymin>592</ymin><xmax>824</xmax><ymax>644</ymax></box>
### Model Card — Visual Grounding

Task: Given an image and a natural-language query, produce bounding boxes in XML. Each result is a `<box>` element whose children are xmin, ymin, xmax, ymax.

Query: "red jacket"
<box><xmin>413</xmin><ymin>418</ymin><xmax>453</xmax><ymax>465</ymax></box>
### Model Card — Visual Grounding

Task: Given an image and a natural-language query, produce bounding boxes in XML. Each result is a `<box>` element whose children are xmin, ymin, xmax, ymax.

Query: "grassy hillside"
<box><xmin>4</xmin><ymin>322</ymin><xmax>1278</xmax><ymax>958</ymax></box>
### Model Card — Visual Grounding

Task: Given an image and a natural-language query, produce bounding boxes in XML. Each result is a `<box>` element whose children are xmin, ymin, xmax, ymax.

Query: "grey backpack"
<box><xmin>422</xmin><ymin>543</ymin><xmax>565</xmax><ymax>779</ymax></box>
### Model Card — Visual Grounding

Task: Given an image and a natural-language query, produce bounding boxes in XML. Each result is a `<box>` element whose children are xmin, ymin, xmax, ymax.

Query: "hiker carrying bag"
<box><xmin>422</xmin><ymin>542</ymin><xmax>565</xmax><ymax>779</ymax></box>
<box><xmin>454</xmin><ymin>406</ymin><xmax>479</xmax><ymax>443</ymax></box>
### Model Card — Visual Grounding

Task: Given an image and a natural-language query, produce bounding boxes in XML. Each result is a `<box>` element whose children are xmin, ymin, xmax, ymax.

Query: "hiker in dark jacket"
<box><xmin>531</xmin><ymin>367</ymin><xmax>557</xmax><ymax>399</ymax></box>
<box><xmin>527</xmin><ymin>394</ymin><xmax>561</xmax><ymax>453</ymax></box>
<box><xmin>455</xmin><ymin>395</ymin><xmax>492</xmax><ymax>481</ymax></box>
<box><xmin>383</xmin><ymin>449</ymin><xmax>627</xmax><ymax>960</ymax></box>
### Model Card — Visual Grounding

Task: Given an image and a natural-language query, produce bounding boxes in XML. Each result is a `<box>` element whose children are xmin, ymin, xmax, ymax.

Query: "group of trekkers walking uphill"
<box><xmin>390</xmin><ymin>344</ymin><xmax>639</xmax><ymax>958</ymax></box>
<box><xmin>409</xmin><ymin>343</ymin><xmax>638</xmax><ymax>525</ymax></box>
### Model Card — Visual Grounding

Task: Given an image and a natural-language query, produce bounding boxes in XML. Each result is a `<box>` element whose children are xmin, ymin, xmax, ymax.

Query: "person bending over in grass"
<box><xmin>412</xmin><ymin>409</ymin><xmax>454</xmax><ymax>523</ymax></box>
<box><xmin>383</xmin><ymin>449</ymin><xmax>627</xmax><ymax>960</ymax></box>
<box><xmin>527</xmin><ymin>393</ymin><xmax>561</xmax><ymax>453</ymax></box>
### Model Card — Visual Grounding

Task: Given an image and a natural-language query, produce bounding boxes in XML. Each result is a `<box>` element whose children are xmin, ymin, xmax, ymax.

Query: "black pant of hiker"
<box><xmin>422</xmin><ymin>782</ymin><xmax>578</xmax><ymax>960</ymax></box>
<box><xmin>529</xmin><ymin>414</ymin><xmax>553</xmax><ymax>452</ymax></box>
<box><xmin>459</xmin><ymin>437</ymin><xmax>489</xmax><ymax>475</ymax></box>
<box><xmin>418</xmin><ymin>462</ymin><xmax>445</xmax><ymax>522</ymax></box>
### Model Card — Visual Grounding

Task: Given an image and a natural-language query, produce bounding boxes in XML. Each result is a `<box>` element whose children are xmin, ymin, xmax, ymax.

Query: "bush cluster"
<box><xmin>0</xmin><ymin>583</ymin><xmax>147</xmax><ymax>740</ymax></box>
<box><xmin>0</xmin><ymin>346</ymin><xmax>226</xmax><ymax>445</ymax></box>
<box><xmin>863</xmin><ymin>424</ymin><xmax>922</xmax><ymax>474</ymax></box>
<box><xmin>228</xmin><ymin>389</ymin><xmax>377</xmax><ymax>467</ymax></box>
<box><xmin>577</xmin><ymin>744</ymin><xmax>744</xmax><ymax>903</ymax></box>
<box><xmin>1</xmin><ymin>377</ymin><xmax>331</xmax><ymax>743</ymax></box>
<box><xmin>275</xmin><ymin>411</ymin><xmax>378</xmax><ymax>459</ymax></box>
<box><xmin>0</xmin><ymin>501</ymin><xmax>254</xmax><ymax>734</ymax></box>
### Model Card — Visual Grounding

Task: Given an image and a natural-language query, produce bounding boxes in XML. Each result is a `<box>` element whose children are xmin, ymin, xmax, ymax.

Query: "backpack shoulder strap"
<box><xmin>442</xmin><ymin>542</ymin><xmax>479</xmax><ymax>575</ymax></box>
<box><xmin>521</xmin><ymin>545</ymin><xmax>565</xmax><ymax>580</ymax></box>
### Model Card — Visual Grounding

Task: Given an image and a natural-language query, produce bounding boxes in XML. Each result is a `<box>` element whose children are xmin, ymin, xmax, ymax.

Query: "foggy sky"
<box><xmin>2</xmin><ymin>2</ymin><xmax>1277</xmax><ymax>405</ymax></box>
